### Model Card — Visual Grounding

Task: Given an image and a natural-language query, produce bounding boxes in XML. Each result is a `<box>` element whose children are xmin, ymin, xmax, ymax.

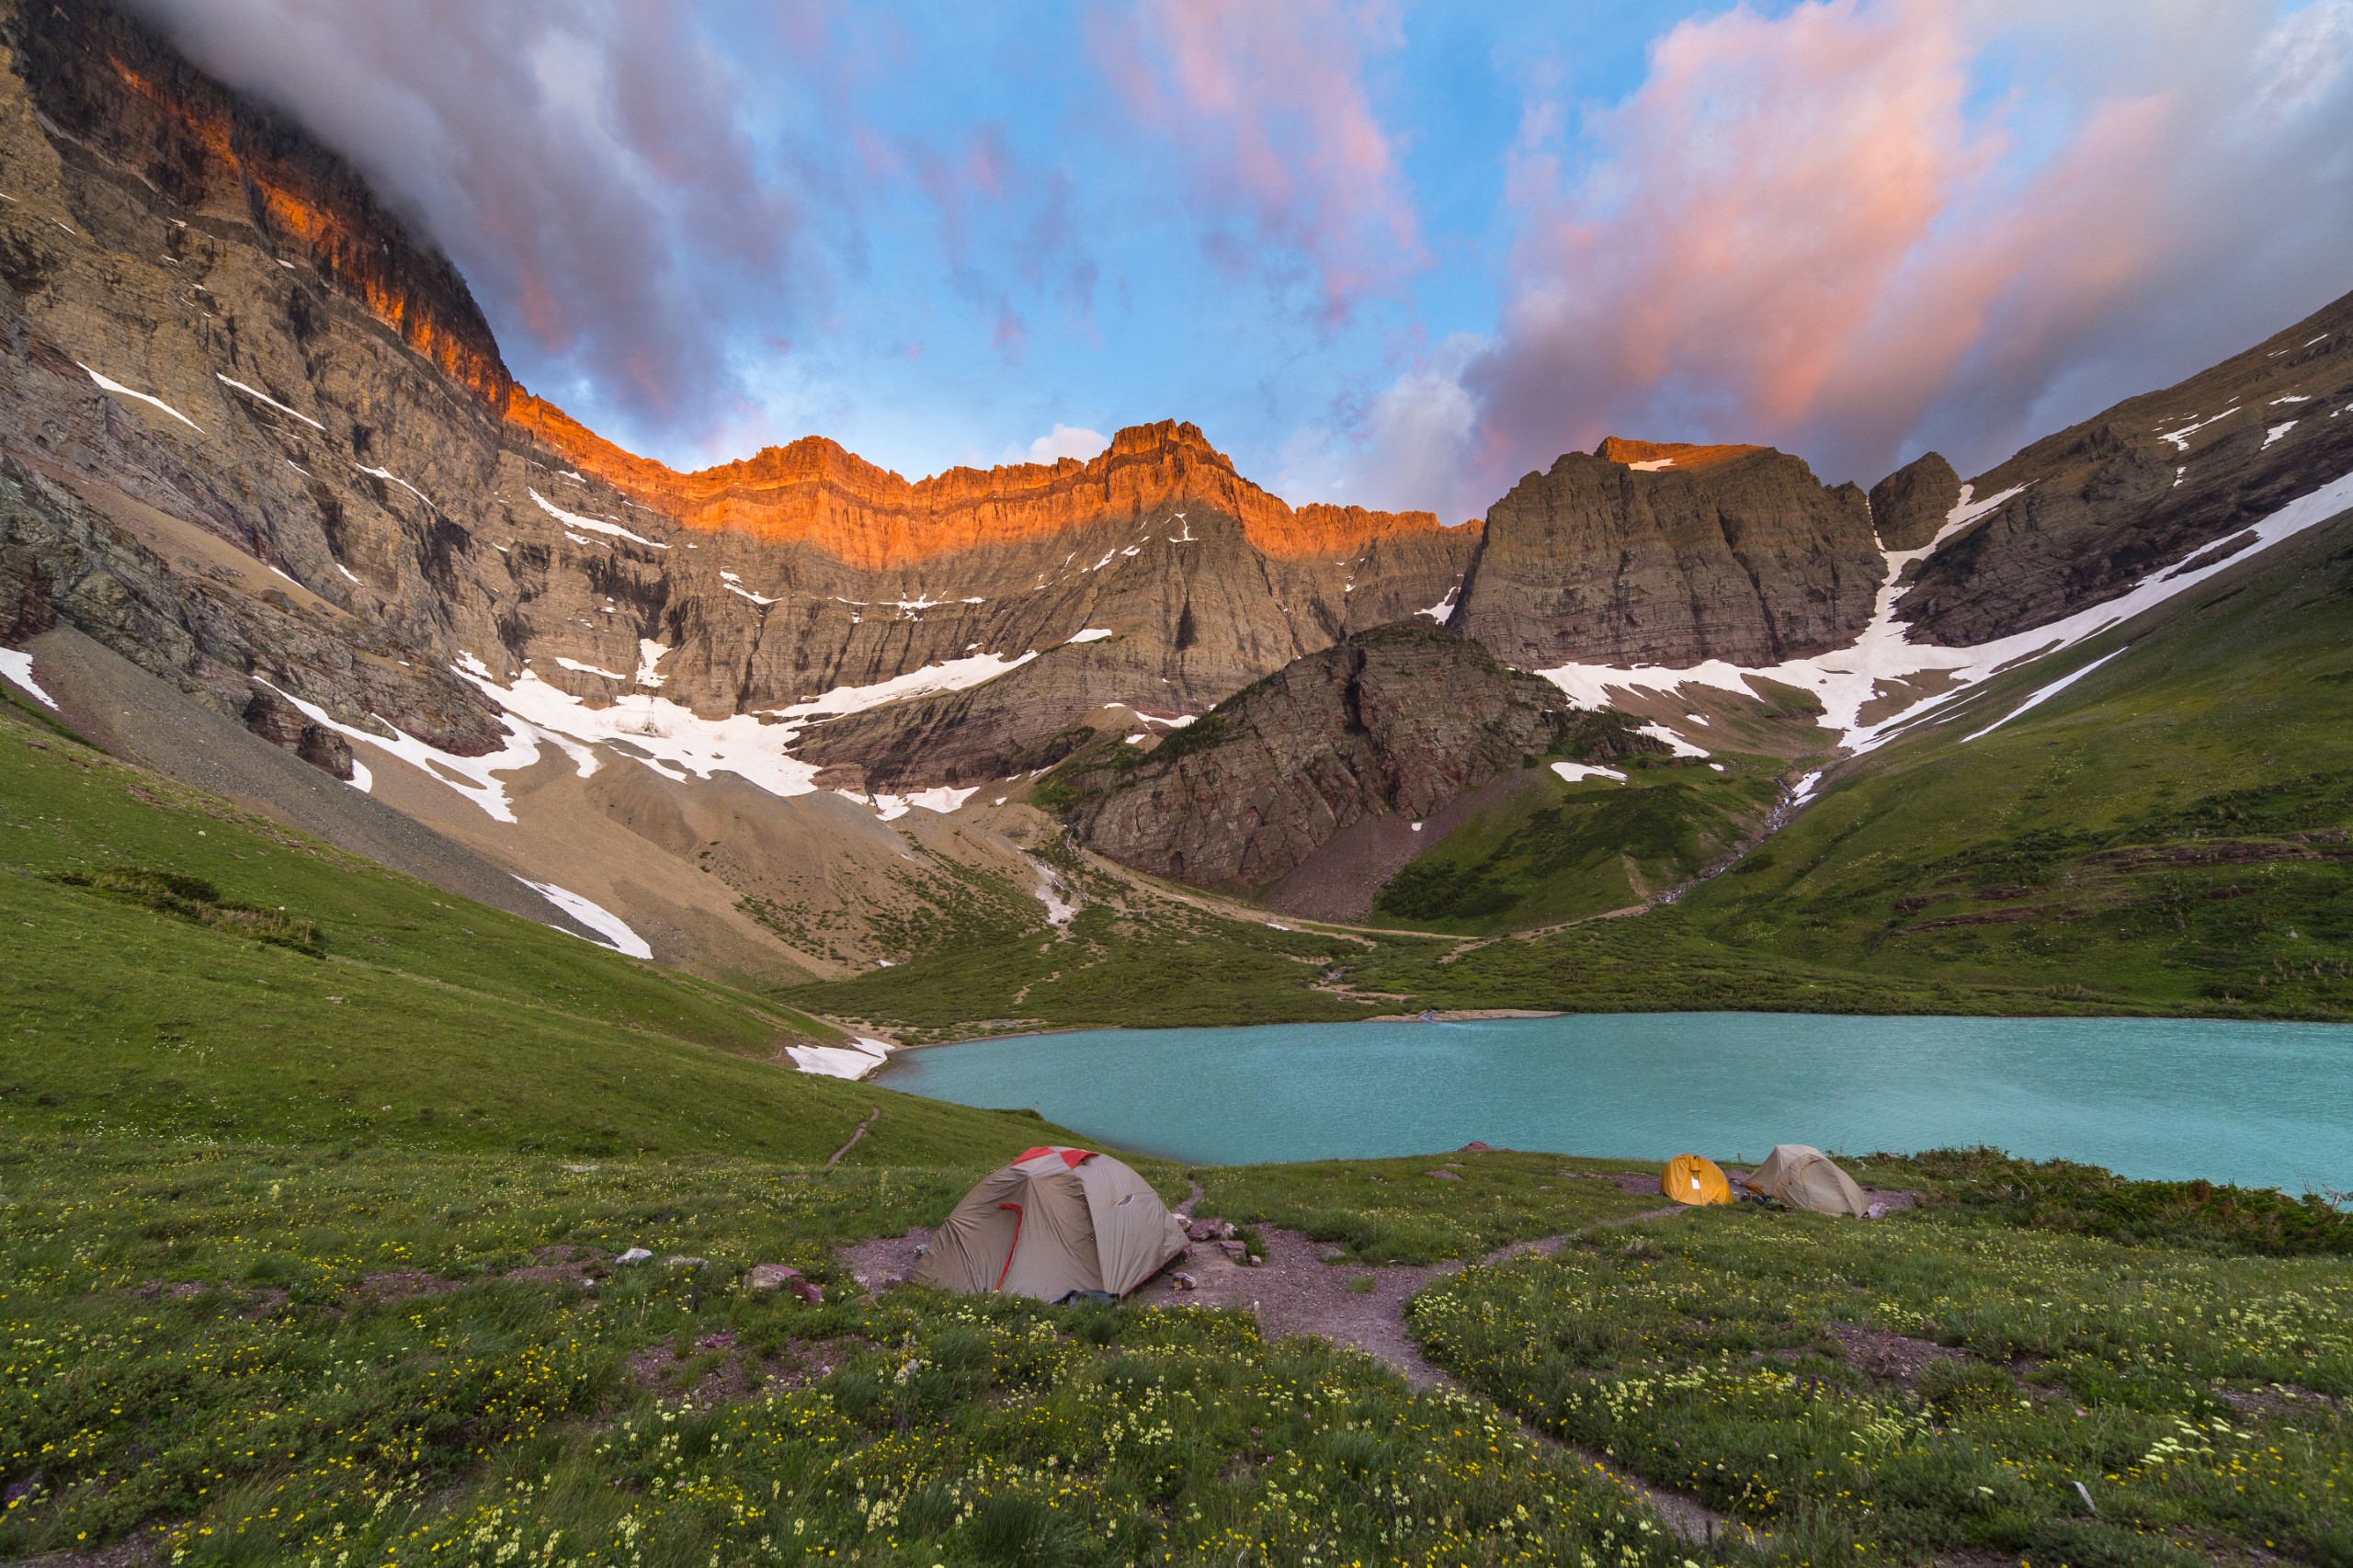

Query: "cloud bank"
<box><xmin>1088</xmin><ymin>0</ymin><xmax>1423</xmax><ymax>326</ymax></box>
<box><xmin>1313</xmin><ymin>0</ymin><xmax>2353</xmax><ymax>519</ymax></box>
<box><xmin>125</xmin><ymin>0</ymin><xmax>820</xmax><ymax>446</ymax></box>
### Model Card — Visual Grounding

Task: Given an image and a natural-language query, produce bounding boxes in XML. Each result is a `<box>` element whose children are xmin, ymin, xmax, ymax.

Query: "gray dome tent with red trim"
<box><xmin>912</xmin><ymin>1146</ymin><xmax>1189</xmax><ymax>1301</ymax></box>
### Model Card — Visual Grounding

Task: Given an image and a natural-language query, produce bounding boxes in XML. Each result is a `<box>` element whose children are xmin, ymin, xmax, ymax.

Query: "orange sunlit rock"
<box><xmin>506</xmin><ymin>397</ymin><xmax>1472</xmax><ymax>570</ymax></box>
<box><xmin>1593</xmin><ymin>437</ymin><xmax>1766</xmax><ymax>471</ymax></box>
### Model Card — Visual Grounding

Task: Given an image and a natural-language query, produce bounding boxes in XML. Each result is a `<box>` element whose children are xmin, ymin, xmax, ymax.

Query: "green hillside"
<box><xmin>0</xmin><ymin>690</ymin><xmax>1044</xmax><ymax>1165</ymax></box>
<box><xmin>1670</xmin><ymin>505</ymin><xmax>2353</xmax><ymax>1015</ymax></box>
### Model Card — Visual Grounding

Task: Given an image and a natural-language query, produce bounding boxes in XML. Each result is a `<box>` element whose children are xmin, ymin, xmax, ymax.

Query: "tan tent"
<box><xmin>1743</xmin><ymin>1144</ymin><xmax>1869</xmax><ymax>1216</ymax></box>
<box><xmin>1662</xmin><ymin>1153</ymin><xmax>1733</xmax><ymax>1206</ymax></box>
<box><xmin>912</xmin><ymin>1146</ymin><xmax>1189</xmax><ymax>1301</ymax></box>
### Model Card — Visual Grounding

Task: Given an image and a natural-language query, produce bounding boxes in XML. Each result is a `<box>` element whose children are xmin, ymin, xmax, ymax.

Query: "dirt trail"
<box><xmin>836</xmin><ymin>1187</ymin><xmax>1802</xmax><ymax>1548</ymax></box>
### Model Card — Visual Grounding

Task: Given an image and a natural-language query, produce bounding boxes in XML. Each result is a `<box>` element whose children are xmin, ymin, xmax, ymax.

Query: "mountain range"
<box><xmin>3</xmin><ymin>0</ymin><xmax>2350</xmax><ymax>1037</ymax></box>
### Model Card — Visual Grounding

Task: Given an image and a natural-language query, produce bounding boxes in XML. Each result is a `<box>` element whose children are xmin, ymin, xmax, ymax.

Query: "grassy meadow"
<box><xmin>8</xmin><ymin>515</ymin><xmax>2353</xmax><ymax>1564</ymax></box>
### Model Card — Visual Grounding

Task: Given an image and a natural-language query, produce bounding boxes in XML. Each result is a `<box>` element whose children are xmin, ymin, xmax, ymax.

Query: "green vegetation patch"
<box><xmin>1412</xmin><ymin>1207</ymin><xmax>2353</xmax><ymax>1565</ymax></box>
<box><xmin>1883</xmin><ymin>1146</ymin><xmax>2353</xmax><ymax>1256</ymax></box>
<box><xmin>1676</xmin><ymin>513</ymin><xmax>2353</xmax><ymax>1019</ymax></box>
<box><xmin>1375</xmin><ymin>761</ymin><xmax>1777</xmax><ymax>930</ymax></box>
<box><xmin>1195</xmin><ymin>1150</ymin><xmax>1671</xmax><ymax>1265</ymax></box>
<box><xmin>45</xmin><ymin>863</ymin><xmax>323</xmax><ymax>953</ymax></box>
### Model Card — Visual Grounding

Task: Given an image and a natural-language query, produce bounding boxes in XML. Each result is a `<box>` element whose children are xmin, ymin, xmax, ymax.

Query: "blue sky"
<box><xmin>141</xmin><ymin>0</ymin><xmax>2353</xmax><ymax>518</ymax></box>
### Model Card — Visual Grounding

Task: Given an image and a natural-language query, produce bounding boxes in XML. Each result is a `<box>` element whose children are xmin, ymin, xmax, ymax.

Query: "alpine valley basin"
<box><xmin>881</xmin><ymin>1012</ymin><xmax>2353</xmax><ymax>1190</ymax></box>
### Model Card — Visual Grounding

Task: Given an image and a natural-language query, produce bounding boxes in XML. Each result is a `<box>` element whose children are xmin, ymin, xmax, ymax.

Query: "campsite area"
<box><xmin>4</xmin><ymin>1126</ymin><xmax>2347</xmax><ymax>1568</ymax></box>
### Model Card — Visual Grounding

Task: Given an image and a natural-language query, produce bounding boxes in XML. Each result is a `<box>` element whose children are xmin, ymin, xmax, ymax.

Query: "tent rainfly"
<box><xmin>1743</xmin><ymin>1144</ymin><xmax>1870</xmax><ymax>1216</ymax></box>
<box><xmin>1662</xmin><ymin>1153</ymin><xmax>1733</xmax><ymax>1206</ymax></box>
<box><xmin>912</xmin><ymin>1146</ymin><xmax>1189</xmax><ymax>1302</ymax></box>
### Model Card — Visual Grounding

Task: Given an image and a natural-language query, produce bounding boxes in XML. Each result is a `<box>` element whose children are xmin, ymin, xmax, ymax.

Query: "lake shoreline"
<box><xmin>879</xmin><ymin>1011</ymin><xmax>2353</xmax><ymax>1187</ymax></box>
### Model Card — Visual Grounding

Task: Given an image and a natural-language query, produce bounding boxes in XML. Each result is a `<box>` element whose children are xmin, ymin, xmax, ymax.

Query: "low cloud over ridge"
<box><xmin>125</xmin><ymin>0</ymin><xmax>820</xmax><ymax>450</ymax></box>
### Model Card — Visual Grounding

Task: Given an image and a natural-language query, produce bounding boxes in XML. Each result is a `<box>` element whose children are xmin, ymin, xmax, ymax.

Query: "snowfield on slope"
<box><xmin>1534</xmin><ymin>471</ymin><xmax>2353</xmax><ymax>754</ymax></box>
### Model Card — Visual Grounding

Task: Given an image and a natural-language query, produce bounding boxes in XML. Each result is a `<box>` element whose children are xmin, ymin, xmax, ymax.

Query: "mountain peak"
<box><xmin>1594</xmin><ymin>437</ymin><xmax>1766</xmax><ymax>472</ymax></box>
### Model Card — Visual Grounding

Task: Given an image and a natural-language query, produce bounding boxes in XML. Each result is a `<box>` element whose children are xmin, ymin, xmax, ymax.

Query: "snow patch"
<box><xmin>1417</xmin><ymin>581</ymin><xmax>1461</xmax><ymax>621</ymax></box>
<box><xmin>80</xmin><ymin>365</ymin><xmax>199</xmax><ymax>430</ymax></box>
<box><xmin>1551</xmin><ymin>760</ymin><xmax>1626</xmax><ymax>784</ymax></box>
<box><xmin>786</xmin><ymin>1037</ymin><xmax>894</xmax><ymax>1081</ymax></box>
<box><xmin>634</xmin><ymin>640</ymin><xmax>668</xmax><ymax>688</ymax></box>
<box><xmin>2158</xmin><ymin>411</ymin><xmax>2234</xmax><ymax>451</ymax></box>
<box><xmin>517</xmin><ymin>877</ymin><xmax>654</xmax><ymax>960</ymax></box>
<box><xmin>1638</xmin><ymin>722</ymin><xmax>1710</xmax><ymax>758</ymax></box>
<box><xmin>553</xmin><ymin>657</ymin><xmax>629</xmax><ymax>681</ymax></box>
<box><xmin>356</xmin><ymin>464</ymin><xmax>437</xmax><ymax>510</ymax></box>
<box><xmin>903</xmin><ymin>784</ymin><xmax>976</xmax><ymax>814</ymax></box>
<box><xmin>0</xmin><ymin>648</ymin><xmax>58</xmax><ymax>709</ymax></box>
<box><xmin>335</xmin><ymin>562</ymin><xmax>359</xmax><ymax>585</ymax></box>
<box><xmin>258</xmin><ymin>675</ymin><xmax>541</xmax><ymax>822</ymax></box>
<box><xmin>1961</xmin><ymin>648</ymin><xmax>2128</xmax><ymax>743</ymax></box>
<box><xmin>1029</xmin><ymin>858</ymin><xmax>1079</xmax><ymax>926</ymax></box>
<box><xmin>2266</xmin><ymin>422</ymin><xmax>2298</xmax><ymax>448</ymax></box>
<box><xmin>2271</xmin><ymin>395</ymin><xmax>2313</xmax><ymax>405</ymax></box>
<box><xmin>529</xmin><ymin>489</ymin><xmax>666</xmax><ymax>549</ymax></box>
<box><xmin>1627</xmin><ymin>458</ymin><xmax>1677</xmax><ymax>472</ymax></box>
<box><xmin>215</xmin><ymin>374</ymin><xmax>325</xmax><ymax>430</ymax></box>
<box><xmin>1065</xmin><ymin>628</ymin><xmax>1115</xmax><ymax>644</ymax></box>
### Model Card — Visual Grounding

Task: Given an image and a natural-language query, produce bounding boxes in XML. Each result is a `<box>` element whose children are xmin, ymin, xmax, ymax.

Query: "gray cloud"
<box><xmin>127</xmin><ymin>0</ymin><xmax>821</xmax><ymax>451</ymax></box>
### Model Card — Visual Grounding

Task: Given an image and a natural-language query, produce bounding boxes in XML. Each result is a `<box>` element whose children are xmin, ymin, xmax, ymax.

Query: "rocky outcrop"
<box><xmin>0</xmin><ymin>539</ymin><xmax>54</xmax><ymax>642</ymax></box>
<box><xmin>1450</xmin><ymin>438</ymin><xmax>1882</xmax><ymax>669</ymax></box>
<box><xmin>1869</xmin><ymin>452</ymin><xmax>1961</xmax><ymax>551</ymax></box>
<box><xmin>1898</xmin><ymin>295</ymin><xmax>2353</xmax><ymax>644</ymax></box>
<box><xmin>1062</xmin><ymin>621</ymin><xmax>1571</xmax><ymax>892</ymax></box>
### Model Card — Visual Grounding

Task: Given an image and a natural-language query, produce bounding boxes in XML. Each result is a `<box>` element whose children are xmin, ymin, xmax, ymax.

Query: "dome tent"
<box><xmin>1662</xmin><ymin>1153</ymin><xmax>1733</xmax><ymax>1206</ymax></box>
<box><xmin>1744</xmin><ymin>1144</ymin><xmax>1869</xmax><ymax>1216</ymax></box>
<box><xmin>912</xmin><ymin>1146</ymin><xmax>1189</xmax><ymax>1302</ymax></box>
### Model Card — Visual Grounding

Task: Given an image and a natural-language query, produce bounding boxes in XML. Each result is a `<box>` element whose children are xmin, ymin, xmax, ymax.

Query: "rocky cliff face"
<box><xmin>12</xmin><ymin>0</ymin><xmax>513</xmax><ymax>409</ymax></box>
<box><xmin>1868</xmin><ymin>452</ymin><xmax>1961</xmax><ymax>552</ymax></box>
<box><xmin>1061</xmin><ymin>622</ymin><xmax>1571</xmax><ymax>892</ymax></box>
<box><xmin>1450</xmin><ymin>439</ymin><xmax>1882</xmax><ymax>669</ymax></box>
<box><xmin>0</xmin><ymin>0</ymin><xmax>1477</xmax><ymax>800</ymax></box>
<box><xmin>1896</xmin><ymin>295</ymin><xmax>2353</xmax><ymax>644</ymax></box>
<box><xmin>511</xmin><ymin>398</ymin><xmax>1468</xmax><ymax>570</ymax></box>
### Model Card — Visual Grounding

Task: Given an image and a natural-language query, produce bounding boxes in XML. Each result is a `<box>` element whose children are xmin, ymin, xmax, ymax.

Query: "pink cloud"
<box><xmin>1089</xmin><ymin>0</ymin><xmax>1423</xmax><ymax>326</ymax></box>
<box><xmin>1428</xmin><ymin>0</ymin><xmax>2353</xmax><ymax>507</ymax></box>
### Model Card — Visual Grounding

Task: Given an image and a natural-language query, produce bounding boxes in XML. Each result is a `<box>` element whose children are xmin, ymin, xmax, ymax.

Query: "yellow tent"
<box><xmin>1662</xmin><ymin>1153</ymin><xmax>1733</xmax><ymax>1206</ymax></box>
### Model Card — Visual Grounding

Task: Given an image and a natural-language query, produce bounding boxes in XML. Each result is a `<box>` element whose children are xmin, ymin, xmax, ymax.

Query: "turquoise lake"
<box><xmin>881</xmin><ymin>1013</ymin><xmax>2353</xmax><ymax>1189</ymax></box>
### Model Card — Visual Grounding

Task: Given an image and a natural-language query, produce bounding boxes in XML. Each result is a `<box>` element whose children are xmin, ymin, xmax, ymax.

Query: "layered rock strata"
<box><xmin>1064</xmin><ymin>621</ymin><xmax>1572</xmax><ymax>892</ymax></box>
<box><xmin>1450</xmin><ymin>439</ymin><xmax>1882</xmax><ymax>669</ymax></box>
<box><xmin>1897</xmin><ymin>294</ymin><xmax>2353</xmax><ymax>644</ymax></box>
